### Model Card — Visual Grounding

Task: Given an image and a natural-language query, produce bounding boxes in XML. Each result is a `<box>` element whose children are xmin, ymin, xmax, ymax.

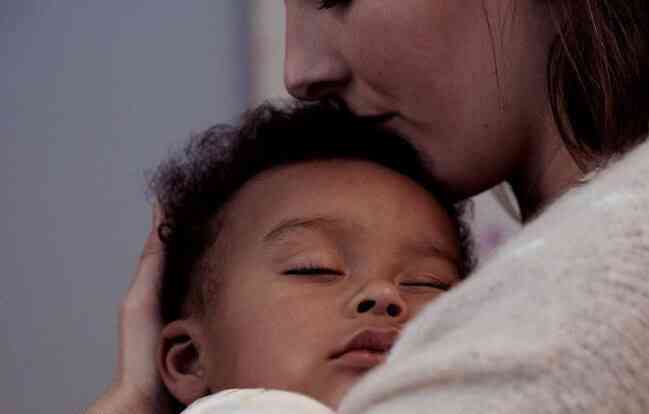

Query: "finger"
<box><xmin>128</xmin><ymin>203</ymin><xmax>165</xmax><ymax>303</ymax></box>
<box><xmin>142</xmin><ymin>201</ymin><xmax>163</xmax><ymax>257</ymax></box>
<box><xmin>119</xmin><ymin>204</ymin><xmax>165</xmax><ymax>376</ymax></box>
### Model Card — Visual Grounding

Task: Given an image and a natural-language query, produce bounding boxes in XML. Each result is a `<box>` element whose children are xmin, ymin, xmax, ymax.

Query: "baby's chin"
<box><xmin>308</xmin><ymin>367</ymin><xmax>372</xmax><ymax>409</ymax></box>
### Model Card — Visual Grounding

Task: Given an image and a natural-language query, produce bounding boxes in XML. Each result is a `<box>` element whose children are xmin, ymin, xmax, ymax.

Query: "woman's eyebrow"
<box><xmin>262</xmin><ymin>215</ymin><xmax>357</xmax><ymax>243</ymax></box>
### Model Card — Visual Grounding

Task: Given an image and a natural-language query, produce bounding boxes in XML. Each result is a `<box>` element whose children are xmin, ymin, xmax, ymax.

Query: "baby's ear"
<box><xmin>158</xmin><ymin>319</ymin><xmax>209</xmax><ymax>406</ymax></box>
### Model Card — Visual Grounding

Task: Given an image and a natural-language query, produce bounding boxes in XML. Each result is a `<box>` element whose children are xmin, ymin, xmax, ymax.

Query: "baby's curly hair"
<box><xmin>149</xmin><ymin>101</ymin><xmax>475</xmax><ymax>323</ymax></box>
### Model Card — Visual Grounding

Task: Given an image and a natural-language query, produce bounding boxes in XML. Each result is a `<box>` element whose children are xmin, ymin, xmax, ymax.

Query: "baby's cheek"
<box><xmin>207</xmin><ymin>304</ymin><xmax>322</xmax><ymax>388</ymax></box>
<box><xmin>407</xmin><ymin>294</ymin><xmax>443</xmax><ymax>319</ymax></box>
<box><xmin>204</xmin><ymin>280</ymin><xmax>342</xmax><ymax>392</ymax></box>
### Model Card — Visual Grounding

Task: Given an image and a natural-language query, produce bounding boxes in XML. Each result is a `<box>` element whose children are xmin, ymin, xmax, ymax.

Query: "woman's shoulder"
<box><xmin>493</xmin><ymin>135</ymin><xmax>649</xmax><ymax>263</ymax></box>
<box><xmin>586</xmin><ymin>134</ymin><xmax>649</xmax><ymax>194</ymax></box>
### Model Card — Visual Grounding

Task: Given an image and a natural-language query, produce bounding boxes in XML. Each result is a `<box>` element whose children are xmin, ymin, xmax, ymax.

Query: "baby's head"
<box><xmin>151</xmin><ymin>102</ymin><xmax>474</xmax><ymax>410</ymax></box>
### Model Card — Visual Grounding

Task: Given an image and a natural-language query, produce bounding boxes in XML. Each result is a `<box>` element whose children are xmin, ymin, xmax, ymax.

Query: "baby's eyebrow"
<box><xmin>262</xmin><ymin>215</ymin><xmax>356</xmax><ymax>243</ymax></box>
<box><xmin>401</xmin><ymin>239</ymin><xmax>459</xmax><ymax>265</ymax></box>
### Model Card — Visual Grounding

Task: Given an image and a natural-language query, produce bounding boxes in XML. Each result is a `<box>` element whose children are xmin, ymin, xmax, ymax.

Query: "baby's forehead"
<box><xmin>233</xmin><ymin>158</ymin><xmax>442</xmax><ymax>204</ymax></box>
<box><xmin>261</xmin><ymin>214</ymin><xmax>459</xmax><ymax>262</ymax></box>
<box><xmin>217</xmin><ymin>159</ymin><xmax>460</xmax><ymax>257</ymax></box>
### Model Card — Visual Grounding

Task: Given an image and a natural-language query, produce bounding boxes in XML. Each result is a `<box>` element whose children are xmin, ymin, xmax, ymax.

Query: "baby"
<box><xmin>150</xmin><ymin>102</ymin><xmax>474</xmax><ymax>412</ymax></box>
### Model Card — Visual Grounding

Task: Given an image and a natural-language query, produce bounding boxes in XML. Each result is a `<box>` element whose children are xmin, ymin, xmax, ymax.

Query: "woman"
<box><xmin>87</xmin><ymin>1</ymin><xmax>649</xmax><ymax>413</ymax></box>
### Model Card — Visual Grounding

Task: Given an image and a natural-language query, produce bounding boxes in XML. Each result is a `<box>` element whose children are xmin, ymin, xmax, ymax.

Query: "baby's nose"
<box><xmin>349</xmin><ymin>282</ymin><xmax>408</xmax><ymax>321</ymax></box>
<box><xmin>356</xmin><ymin>298</ymin><xmax>403</xmax><ymax>318</ymax></box>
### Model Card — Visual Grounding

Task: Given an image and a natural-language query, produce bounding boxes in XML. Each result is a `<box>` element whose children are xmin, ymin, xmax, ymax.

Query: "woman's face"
<box><xmin>284</xmin><ymin>0</ymin><xmax>556</xmax><ymax>199</ymax></box>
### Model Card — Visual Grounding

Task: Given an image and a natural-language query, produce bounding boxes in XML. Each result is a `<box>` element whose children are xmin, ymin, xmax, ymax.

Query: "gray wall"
<box><xmin>1</xmin><ymin>2</ymin><xmax>248</xmax><ymax>412</ymax></box>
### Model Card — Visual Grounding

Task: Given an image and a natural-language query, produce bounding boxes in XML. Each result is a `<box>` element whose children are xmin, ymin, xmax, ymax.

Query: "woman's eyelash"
<box><xmin>317</xmin><ymin>0</ymin><xmax>351</xmax><ymax>10</ymax></box>
<box><xmin>283</xmin><ymin>266</ymin><xmax>343</xmax><ymax>276</ymax></box>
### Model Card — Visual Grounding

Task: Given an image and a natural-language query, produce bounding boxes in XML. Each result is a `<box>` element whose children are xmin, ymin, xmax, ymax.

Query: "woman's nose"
<box><xmin>283</xmin><ymin>8</ymin><xmax>350</xmax><ymax>100</ymax></box>
<box><xmin>347</xmin><ymin>281</ymin><xmax>409</xmax><ymax>321</ymax></box>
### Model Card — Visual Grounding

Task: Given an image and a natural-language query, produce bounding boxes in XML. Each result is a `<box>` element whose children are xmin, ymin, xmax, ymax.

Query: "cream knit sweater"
<box><xmin>339</xmin><ymin>138</ymin><xmax>649</xmax><ymax>413</ymax></box>
<box><xmin>184</xmin><ymin>139</ymin><xmax>649</xmax><ymax>414</ymax></box>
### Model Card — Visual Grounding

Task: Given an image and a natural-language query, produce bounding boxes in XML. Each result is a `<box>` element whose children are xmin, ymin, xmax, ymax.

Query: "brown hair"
<box><xmin>150</xmin><ymin>101</ymin><xmax>475</xmax><ymax>324</ymax></box>
<box><xmin>547</xmin><ymin>0</ymin><xmax>649</xmax><ymax>166</ymax></box>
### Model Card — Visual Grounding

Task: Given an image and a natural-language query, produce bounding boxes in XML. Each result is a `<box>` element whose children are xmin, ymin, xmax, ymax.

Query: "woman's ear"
<box><xmin>158</xmin><ymin>319</ymin><xmax>209</xmax><ymax>406</ymax></box>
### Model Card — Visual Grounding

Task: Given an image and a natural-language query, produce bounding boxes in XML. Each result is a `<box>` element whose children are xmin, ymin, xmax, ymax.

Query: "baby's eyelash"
<box><xmin>400</xmin><ymin>281</ymin><xmax>452</xmax><ymax>291</ymax></box>
<box><xmin>283</xmin><ymin>266</ymin><xmax>343</xmax><ymax>276</ymax></box>
<box><xmin>317</xmin><ymin>0</ymin><xmax>351</xmax><ymax>10</ymax></box>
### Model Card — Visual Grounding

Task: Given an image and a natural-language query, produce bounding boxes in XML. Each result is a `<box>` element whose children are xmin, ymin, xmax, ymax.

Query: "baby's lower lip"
<box><xmin>332</xmin><ymin>350</ymin><xmax>386</xmax><ymax>369</ymax></box>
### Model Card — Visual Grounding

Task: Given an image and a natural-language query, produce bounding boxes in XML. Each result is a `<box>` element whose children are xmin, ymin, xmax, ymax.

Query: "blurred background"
<box><xmin>0</xmin><ymin>2</ymin><xmax>518</xmax><ymax>412</ymax></box>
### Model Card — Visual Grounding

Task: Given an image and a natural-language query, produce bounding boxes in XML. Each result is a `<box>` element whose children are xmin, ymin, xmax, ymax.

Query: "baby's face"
<box><xmin>198</xmin><ymin>160</ymin><xmax>461</xmax><ymax>408</ymax></box>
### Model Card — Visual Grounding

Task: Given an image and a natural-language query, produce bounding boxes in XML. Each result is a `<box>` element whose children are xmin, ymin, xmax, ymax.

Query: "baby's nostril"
<box><xmin>387</xmin><ymin>304</ymin><xmax>401</xmax><ymax>317</ymax></box>
<box><xmin>357</xmin><ymin>299</ymin><xmax>376</xmax><ymax>313</ymax></box>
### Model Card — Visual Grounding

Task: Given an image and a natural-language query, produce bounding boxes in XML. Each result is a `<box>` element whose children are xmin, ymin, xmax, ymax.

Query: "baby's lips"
<box><xmin>181</xmin><ymin>388</ymin><xmax>334</xmax><ymax>414</ymax></box>
<box><xmin>331</xmin><ymin>328</ymin><xmax>400</xmax><ymax>359</ymax></box>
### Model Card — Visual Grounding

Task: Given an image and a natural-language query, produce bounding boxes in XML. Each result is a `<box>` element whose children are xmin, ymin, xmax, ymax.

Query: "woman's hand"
<box><xmin>85</xmin><ymin>205</ymin><xmax>175</xmax><ymax>414</ymax></box>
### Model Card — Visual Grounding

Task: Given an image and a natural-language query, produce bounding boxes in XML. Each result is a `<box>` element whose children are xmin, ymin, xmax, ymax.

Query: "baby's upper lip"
<box><xmin>330</xmin><ymin>328</ymin><xmax>400</xmax><ymax>359</ymax></box>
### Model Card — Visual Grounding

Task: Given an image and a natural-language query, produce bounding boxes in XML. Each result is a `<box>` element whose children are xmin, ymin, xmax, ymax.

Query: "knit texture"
<box><xmin>339</xmin><ymin>138</ymin><xmax>649</xmax><ymax>414</ymax></box>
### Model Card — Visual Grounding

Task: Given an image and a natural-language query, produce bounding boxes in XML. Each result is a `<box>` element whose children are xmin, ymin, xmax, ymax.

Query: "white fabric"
<box><xmin>338</xmin><ymin>138</ymin><xmax>649</xmax><ymax>413</ymax></box>
<box><xmin>181</xmin><ymin>389</ymin><xmax>333</xmax><ymax>414</ymax></box>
